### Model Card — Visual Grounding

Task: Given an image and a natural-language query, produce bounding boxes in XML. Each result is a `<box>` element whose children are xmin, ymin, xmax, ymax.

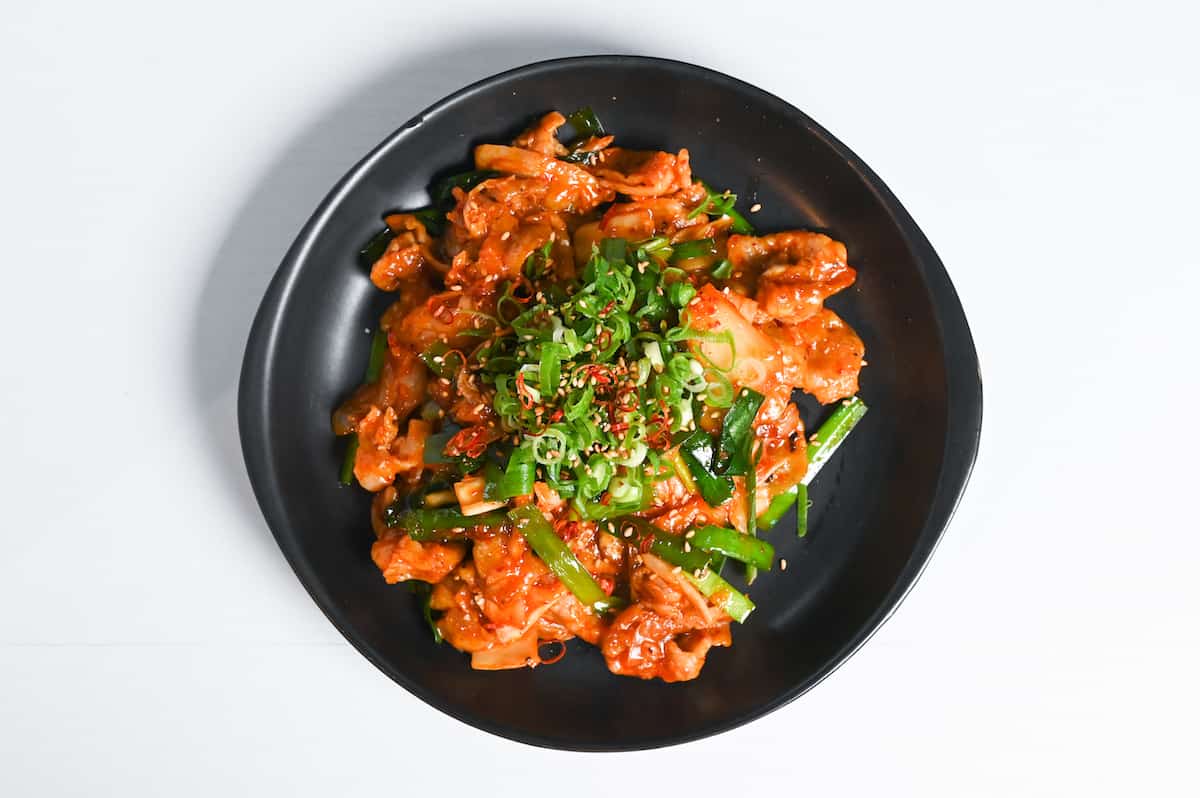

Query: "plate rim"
<box><xmin>237</xmin><ymin>53</ymin><xmax>984</xmax><ymax>751</ymax></box>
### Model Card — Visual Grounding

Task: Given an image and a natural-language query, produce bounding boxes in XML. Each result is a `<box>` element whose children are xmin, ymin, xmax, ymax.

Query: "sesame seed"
<box><xmin>749</xmin><ymin>203</ymin><xmax>762</xmax><ymax>213</ymax></box>
<box><xmin>500</xmin><ymin>231</ymin><xmax>511</xmax><ymax>240</ymax></box>
<box><xmin>683</xmin><ymin>542</ymin><xmax>692</xmax><ymax>552</ymax></box>
<box><xmin>780</xmin><ymin>558</ymin><xmax>788</xmax><ymax>570</ymax></box>
<box><xmin>450</xmin><ymin>284</ymin><xmax>463</xmax><ymax>291</ymax></box>
<box><xmin>684</xmin><ymin>530</ymin><xmax>695</xmax><ymax>539</ymax></box>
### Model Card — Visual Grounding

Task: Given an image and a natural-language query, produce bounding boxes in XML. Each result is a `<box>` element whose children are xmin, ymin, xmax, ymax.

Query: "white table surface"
<box><xmin>3</xmin><ymin>1</ymin><xmax>1198</xmax><ymax>794</ymax></box>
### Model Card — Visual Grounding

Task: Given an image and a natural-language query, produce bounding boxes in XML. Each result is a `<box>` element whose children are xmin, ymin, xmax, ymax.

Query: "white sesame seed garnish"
<box><xmin>749</xmin><ymin>203</ymin><xmax>762</xmax><ymax>213</ymax></box>
<box><xmin>500</xmin><ymin>231</ymin><xmax>511</xmax><ymax>240</ymax></box>
<box><xmin>780</xmin><ymin>558</ymin><xmax>788</xmax><ymax>570</ymax></box>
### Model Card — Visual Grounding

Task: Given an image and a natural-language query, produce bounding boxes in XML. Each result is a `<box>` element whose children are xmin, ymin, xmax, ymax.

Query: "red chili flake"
<box><xmin>597</xmin><ymin>576</ymin><xmax>615</xmax><ymax>596</ymax></box>
<box><xmin>639</xmin><ymin>534</ymin><xmax>655</xmax><ymax>554</ymax></box>
<box><xmin>600</xmin><ymin>300</ymin><xmax>615</xmax><ymax>317</ymax></box>
<box><xmin>445</xmin><ymin>425</ymin><xmax>496</xmax><ymax>459</ymax></box>
<box><xmin>555</xmin><ymin>520</ymin><xmax>581</xmax><ymax>541</ymax></box>
<box><xmin>515</xmin><ymin>371</ymin><xmax>535</xmax><ymax>410</ymax></box>
<box><xmin>549</xmin><ymin>409</ymin><xmax>564</xmax><ymax>422</ymax></box>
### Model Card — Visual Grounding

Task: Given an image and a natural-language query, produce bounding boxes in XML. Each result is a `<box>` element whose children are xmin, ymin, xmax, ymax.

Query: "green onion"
<box><xmin>692</xmin><ymin>180</ymin><xmax>755</xmax><ymax>234</ymax></box>
<box><xmin>669</xmin><ymin>238</ymin><xmax>717</xmax><ymax>261</ymax></box>
<box><xmin>744</xmin><ymin>441</ymin><xmax>761</xmax><ymax>585</ymax></box>
<box><xmin>430</xmin><ymin>169</ymin><xmax>500</xmax><ymax>209</ymax></box>
<box><xmin>410</xmin><ymin>207</ymin><xmax>446</xmax><ymax>237</ymax></box>
<box><xmin>600</xmin><ymin>237</ymin><xmax>627</xmax><ymax>266</ymax></box>
<box><xmin>667</xmin><ymin>448</ymin><xmax>698</xmax><ymax>494</ymax></box>
<box><xmin>419</xmin><ymin>340</ymin><xmax>464</xmax><ymax>379</ymax></box>
<box><xmin>618</xmin><ymin>518</ymin><xmax>716</xmax><ymax>573</ymax></box>
<box><xmin>683</xmin><ymin>568</ymin><xmax>755</xmax><ymax>623</ymax></box>
<box><xmin>359</xmin><ymin>228</ymin><xmax>395</xmax><ymax>267</ymax></box>
<box><xmin>495</xmin><ymin>445</ymin><xmax>535</xmax><ymax>499</ymax></box>
<box><xmin>564</xmin><ymin>106</ymin><xmax>605</xmax><ymax>141</ymax></box>
<box><xmin>710</xmin><ymin>258</ymin><xmax>733</xmax><ymax>279</ymax></box>
<box><xmin>382</xmin><ymin>507</ymin><xmax>509</xmax><ymax>541</ymax></box>
<box><xmin>408</xmin><ymin>582</ymin><xmax>444</xmax><ymax>643</ymax></box>
<box><xmin>757</xmin><ymin>484</ymin><xmax>798</xmax><ymax>530</ymax></box>
<box><xmin>796</xmin><ymin>483</ymin><xmax>809</xmax><ymax>538</ymax></box>
<box><xmin>579</xmin><ymin>454</ymin><xmax>614</xmax><ymax>499</ymax></box>
<box><xmin>509</xmin><ymin>505</ymin><xmax>620</xmax><ymax>613</ymax></box>
<box><xmin>338</xmin><ymin>438</ymin><xmax>359</xmax><ymax>485</ymax></box>
<box><xmin>678</xmin><ymin>430</ymin><xmax>734</xmax><ymax>506</ymax></box>
<box><xmin>666</xmin><ymin>280</ymin><xmax>697</xmax><ymax>308</ymax></box>
<box><xmin>802</xmin><ymin>396</ymin><xmax>869</xmax><ymax>486</ymax></box>
<box><xmin>690</xmin><ymin>525</ymin><xmax>774</xmax><ymax>570</ymax></box>
<box><xmin>716</xmin><ymin>387</ymin><xmax>765</xmax><ymax>476</ymax></box>
<box><xmin>365</xmin><ymin>328</ymin><xmax>388</xmax><ymax>382</ymax></box>
<box><xmin>338</xmin><ymin>329</ymin><xmax>389</xmax><ymax>486</ymax></box>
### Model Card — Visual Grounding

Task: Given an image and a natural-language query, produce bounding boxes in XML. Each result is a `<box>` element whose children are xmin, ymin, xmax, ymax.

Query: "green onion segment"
<box><xmin>510</xmin><ymin>505</ymin><xmax>622</xmax><ymax>614</ymax></box>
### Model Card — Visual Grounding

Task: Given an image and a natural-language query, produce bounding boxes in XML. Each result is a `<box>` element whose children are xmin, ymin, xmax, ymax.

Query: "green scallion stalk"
<box><xmin>757</xmin><ymin>484</ymin><xmax>798</xmax><ymax>530</ymax></box>
<box><xmin>678</xmin><ymin>430</ymin><xmax>734</xmax><ymax>506</ymax></box>
<box><xmin>338</xmin><ymin>437</ymin><xmax>359</xmax><ymax>485</ymax></box>
<box><xmin>802</xmin><ymin>396</ymin><xmax>869</xmax><ymax>486</ymax></box>
<box><xmin>338</xmin><ymin>329</ymin><xmax>389</xmax><ymax>486</ymax></box>
<box><xmin>716</xmin><ymin>387</ymin><xmax>765</xmax><ymax>476</ymax></box>
<box><xmin>509</xmin><ymin>505</ymin><xmax>621</xmax><ymax>613</ymax></box>
<box><xmin>383</xmin><ymin>507</ymin><xmax>509</xmax><ymax>541</ymax></box>
<box><xmin>683</xmin><ymin>568</ymin><xmax>755</xmax><ymax>623</ymax></box>
<box><xmin>690</xmin><ymin>525</ymin><xmax>774</xmax><ymax>571</ymax></box>
<box><xmin>669</xmin><ymin>238</ymin><xmax>717</xmax><ymax>261</ymax></box>
<box><xmin>744</xmin><ymin>442</ymin><xmax>761</xmax><ymax>585</ymax></box>
<box><xmin>796</xmin><ymin>483</ymin><xmax>809</xmax><ymax>538</ymax></box>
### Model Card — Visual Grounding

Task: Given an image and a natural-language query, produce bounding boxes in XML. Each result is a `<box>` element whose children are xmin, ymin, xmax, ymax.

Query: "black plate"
<box><xmin>238</xmin><ymin>55</ymin><xmax>982</xmax><ymax>750</ymax></box>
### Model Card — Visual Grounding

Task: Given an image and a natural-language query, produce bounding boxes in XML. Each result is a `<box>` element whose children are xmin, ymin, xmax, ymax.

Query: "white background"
<box><xmin>3</xmin><ymin>1</ymin><xmax>1198</xmax><ymax>795</ymax></box>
